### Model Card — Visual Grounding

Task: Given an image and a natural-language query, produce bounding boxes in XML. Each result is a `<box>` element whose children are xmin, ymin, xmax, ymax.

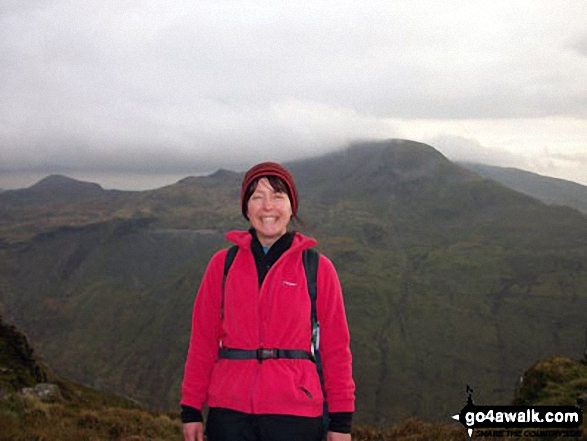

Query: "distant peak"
<box><xmin>348</xmin><ymin>139</ymin><xmax>449</xmax><ymax>161</ymax></box>
<box><xmin>31</xmin><ymin>174</ymin><xmax>103</xmax><ymax>190</ymax></box>
<box><xmin>27</xmin><ymin>175</ymin><xmax>104</xmax><ymax>199</ymax></box>
<box><xmin>337</xmin><ymin>139</ymin><xmax>456</xmax><ymax>178</ymax></box>
<box><xmin>209</xmin><ymin>169</ymin><xmax>238</xmax><ymax>179</ymax></box>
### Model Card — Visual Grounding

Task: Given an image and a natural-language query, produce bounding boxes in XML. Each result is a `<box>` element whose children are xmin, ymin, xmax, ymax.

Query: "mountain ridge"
<box><xmin>460</xmin><ymin>162</ymin><xmax>587</xmax><ymax>214</ymax></box>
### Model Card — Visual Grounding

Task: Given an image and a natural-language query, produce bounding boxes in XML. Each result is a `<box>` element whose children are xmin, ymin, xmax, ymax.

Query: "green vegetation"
<box><xmin>2</xmin><ymin>303</ymin><xmax>586</xmax><ymax>439</ymax></box>
<box><xmin>0</xmin><ymin>314</ymin><xmax>468</xmax><ymax>440</ymax></box>
<box><xmin>0</xmin><ymin>395</ymin><xmax>181</xmax><ymax>441</ymax></box>
<box><xmin>0</xmin><ymin>313</ymin><xmax>182</xmax><ymax>440</ymax></box>
<box><xmin>515</xmin><ymin>356</ymin><xmax>587</xmax><ymax>407</ymax></box>
<box><xmin>512</xmin><ymin>356</ymin><xmax>587</xmax><ymax>440</ymax></box>
<box><xmin>1</xmin><ymin>140</ymin><xmax>587</xmax><ymax>428</ymax></box>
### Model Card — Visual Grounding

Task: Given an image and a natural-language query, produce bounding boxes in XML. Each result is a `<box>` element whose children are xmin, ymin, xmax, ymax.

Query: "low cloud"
<box><xmin>1</xmin><ymin>0</ymin><xmax>586</xmax><ymax>187</ymax></box>
<box><xmin>429</xmin><ymin>134</ymin><xmax>587</xmax><ymax>186</ymax></box>
<box><xmin>428</xmin><ymin>135</ymin><xmax>529</xmax><ymax>168</ymax></box>
<box><xmin>0</xmin><ymin>98</ymin><xmax>398</xmax><ymax>174</ymax></box>
<box><xmin>545</xmin><ymin>150</ymin><xmax>587</xmax><ymax>165</ymax></box>
<box><xmin>571</xmin><ymin>33</ymin><xmax>587</xmax><ymax>58</ymax></box>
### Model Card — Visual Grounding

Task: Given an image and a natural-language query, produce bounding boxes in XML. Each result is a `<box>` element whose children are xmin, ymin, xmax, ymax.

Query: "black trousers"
<box><xmin>205</xmin><ymin>407</ymin><xmax>324</xmax><ymax>441</ymax></box>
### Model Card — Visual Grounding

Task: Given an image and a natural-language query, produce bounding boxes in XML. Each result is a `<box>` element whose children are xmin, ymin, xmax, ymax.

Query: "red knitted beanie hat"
<box><xmin>241</xmin><ymin>162</ymin><xmax>298</xmax><ymax>219</ymax></box>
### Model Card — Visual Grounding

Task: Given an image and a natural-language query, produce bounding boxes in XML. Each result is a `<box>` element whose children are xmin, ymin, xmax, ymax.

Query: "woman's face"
<box><xmin>247</xmin><ymin>177</ymin><xmax>292</xmax><ymax>247</ymax></box>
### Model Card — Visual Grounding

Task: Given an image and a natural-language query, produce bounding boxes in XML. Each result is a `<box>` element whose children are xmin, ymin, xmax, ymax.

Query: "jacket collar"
<box><xmin>225</xmin><ymin>229</ymin><xmax>317</xmax><ymax>253</ymax></box>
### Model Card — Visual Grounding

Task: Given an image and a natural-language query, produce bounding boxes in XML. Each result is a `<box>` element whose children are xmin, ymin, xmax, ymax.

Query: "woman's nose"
<box><xmin>262</xmin><ymin>198</ymin><xmax>273</xmax><ymax>209</ymax></box>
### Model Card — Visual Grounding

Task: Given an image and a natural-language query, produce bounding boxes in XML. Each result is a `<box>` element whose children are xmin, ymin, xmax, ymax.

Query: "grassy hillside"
<box><xmin>1</xmin><ymin>139</ymin><xmax>587</xmax><ymax>427</ymax></box>
<box><xmin>3</xmin><ymin>311</ymin><xmax>584</xmax><ymax>439</ymax></box>
<box><xmin>0</xmin><ymin>314</ymin><xmax>183</xmax><ymax>440</ymax></box>
<box><xmin>0</xmin><ymin>313</ymin><xmax>473</xmax><ymax>440</ymax></box>
<box><xmin>4</xmin><ymin>286</ymin><xmax>586</xmax><ymax>440</ymax></box>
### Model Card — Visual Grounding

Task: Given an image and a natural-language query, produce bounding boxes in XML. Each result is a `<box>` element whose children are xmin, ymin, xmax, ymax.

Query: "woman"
<box><xmin>181</xmin><ymin>162</ymin><xmax>355</xmax><ymax>441</ymax></box>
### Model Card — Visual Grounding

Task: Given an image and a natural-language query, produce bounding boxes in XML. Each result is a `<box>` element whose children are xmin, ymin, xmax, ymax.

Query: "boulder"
<box><xmin>21</xmin><ymin>383</ymin><xmax>62</xmax><ymax>402</ymax></box>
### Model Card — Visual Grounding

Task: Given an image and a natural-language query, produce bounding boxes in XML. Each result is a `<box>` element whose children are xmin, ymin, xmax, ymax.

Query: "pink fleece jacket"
<box><xmin>180</xmin><ymin>230</ymin><xmax>355</xmax><ymax>417</ymax></box>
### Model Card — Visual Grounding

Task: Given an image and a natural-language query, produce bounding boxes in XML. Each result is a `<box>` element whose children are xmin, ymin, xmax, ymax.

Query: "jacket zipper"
<box><xmin>250</xmin><ymin>241</ymin><xmax>310</xmax><ymax>412</ymax></box>
<box><xmin>252</xmin><ymin>263</ymin><xmax>265</xmax><ymax>414</ymax></box>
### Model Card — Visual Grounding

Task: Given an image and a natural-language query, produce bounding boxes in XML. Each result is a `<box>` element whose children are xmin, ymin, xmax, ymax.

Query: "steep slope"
<box><xmin>0</xmin><ymin>314</ymin><xmax>183</xmax><ymax>440</ymax></box>
<box><xmin>1</xmin><ymin>140</ymin><xmax>587</xmax><ymax>427</ymax></box>
<box><xmin>461</xmin><ymin>162</ymin><xmax>587</xmax><ymax>214</ymax></box>
<box><xmin>0</xmin><ymin>314</ymin><xmax>48</xmax><ymax>393</ymax></box>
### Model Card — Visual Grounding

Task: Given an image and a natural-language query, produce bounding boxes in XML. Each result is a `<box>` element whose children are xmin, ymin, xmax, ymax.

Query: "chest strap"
<box><xmin>218</xmin><ymin>347</ymin><xmax>314</xmax><ymax>364</ymax></box>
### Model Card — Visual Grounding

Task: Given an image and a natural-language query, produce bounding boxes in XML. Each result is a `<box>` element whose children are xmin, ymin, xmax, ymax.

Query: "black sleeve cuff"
<box><xmin>181</xmin><ymin>405</ymin><xmax>203</xmax><ymax>423</ymax></box>
<box><xmin>328</xmin><ymin>412</ymin><xmax>353</xmax><ymax>433</ymax></box>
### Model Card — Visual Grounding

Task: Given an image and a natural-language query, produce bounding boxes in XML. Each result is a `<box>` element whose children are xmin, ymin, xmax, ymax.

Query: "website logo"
<box><xmin>451</xmin><ymin>385</ymin><xmax>583</xmax><ymax>438</ymax></box>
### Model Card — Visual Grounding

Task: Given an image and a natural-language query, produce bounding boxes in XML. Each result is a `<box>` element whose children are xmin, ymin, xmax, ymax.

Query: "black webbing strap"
<box><xmin>220</xmin><ymin>245</ymin><xmax>238</xmax><ymax>319</ymax></box>
<box><xmin>218</xmin><ymin>347</ymin><xmax>314</xmax><ymax>363</ymax></box>
<box><xmin>303</xmin><ymin>248</ymin><xmax>329</xmax><ymax>436</ymax></box>
<box><xmin>303</xmin><ymin>248</ymin><xmax>319</xmax><ymax>353</ymax></box>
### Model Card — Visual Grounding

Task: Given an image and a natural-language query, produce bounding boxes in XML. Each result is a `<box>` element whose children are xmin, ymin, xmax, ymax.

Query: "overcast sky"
<box><xmin>1</xmin><ymin>0</ymin><xmax>586</xmax><ymax>189</ymax></box>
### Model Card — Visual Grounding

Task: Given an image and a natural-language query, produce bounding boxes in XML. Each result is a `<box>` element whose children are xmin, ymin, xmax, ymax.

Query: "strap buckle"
<box><xmin>256</xmin><ymin>348</ymin><xmax>278</xmax><ymax>363</ymax></box>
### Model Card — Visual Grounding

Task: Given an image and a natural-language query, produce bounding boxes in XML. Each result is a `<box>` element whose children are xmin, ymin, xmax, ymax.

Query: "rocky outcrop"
<box><xmin>0</xmin><ymin>314</ymin><xmax>48</xmax><ymax>392</ymax></box>
<box><xmin>21</xmin><ymin>382</ymin><xmax>62</xmax><ymax>402</ymax></box>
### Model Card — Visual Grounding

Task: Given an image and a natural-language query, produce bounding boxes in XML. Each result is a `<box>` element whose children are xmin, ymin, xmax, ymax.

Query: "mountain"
<box><xmin>30</xmin><ymin>174</ymin><xmax>103</xmax><ymax>191</ymax></box>
<box><xmin>2</xmin><ymin>174</ymin><xmax>106</xmax><ymax>202</ymax></box>
<box><xmin>460</xmin><ymin>163</ymin><xmax>587</xmax><ymax>214</ymax></box>
<box><xmin>1</xmin><ymin>139</ymin><xmax>587</xmax><ymax>427</ymax></box>
<box><xmin>0</xmin><ymin>175</ymin><xmax>135</xmax><ymax>243</ymax></box>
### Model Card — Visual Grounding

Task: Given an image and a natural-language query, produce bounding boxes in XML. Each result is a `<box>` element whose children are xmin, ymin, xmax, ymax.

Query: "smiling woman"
<box><xmin>180</xmin><ymin>162</ymin><xmax>355</xmax><ymax>441</ymax></box>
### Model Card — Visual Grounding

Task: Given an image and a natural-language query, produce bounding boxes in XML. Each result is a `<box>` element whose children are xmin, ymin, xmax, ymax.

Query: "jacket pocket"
<box><xmin>300</xmin><ymin>386</ymin><xmax>313</xmax><ymax>399</ymax></box>
<box><xmin>297</xmin><ymin>366</ymin><xmax>323</xmax><ymax>403</ymax></box>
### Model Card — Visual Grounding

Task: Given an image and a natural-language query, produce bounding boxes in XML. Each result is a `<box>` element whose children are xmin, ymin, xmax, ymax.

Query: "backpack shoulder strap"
<box><xmin>302</xmin><ymin>248</ymin><xmax>319</xmax><ymax>325</ymax></box>
<box><xmin>303</xmin><ymin>248</ymin><xmax>329</xmax><ymax>430</ymax></box>
<box><xmin>221</xmin><ymin>245</ymin><xmax>238</xmax><ymax>319</ymax></box>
